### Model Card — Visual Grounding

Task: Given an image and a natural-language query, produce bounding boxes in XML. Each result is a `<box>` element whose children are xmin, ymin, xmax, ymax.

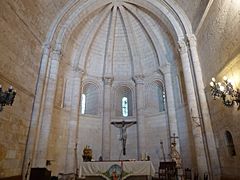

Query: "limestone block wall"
<box><xmin>144</xmin><ymin>113</ymin><xmax>169</xmax><ymax>170</ymax></box>
<box><xmin>174</xmin><ymin>0</ymin><xmax>209</xmax><ymax>31</ymax></box>
<box><xmin>0</xmin><ymin>0</ymin><xmax>67</xmax><ymax>177</ymax></box>
<box><xmin>78</xmin><ymin>115</ymin><xmax>103</xmax><ymax>162</ymax></box>
<box><xmin>197</xmin><ymin>0</ymin><xmax>240</xmax><ymax>85</ymax></box>
<box><xmin>205</xmin><ymin>58</ymin><xmax>240</xmax><ymax>179</ymax></box>
<box><xmin>197</xmin><ymin>0</ymin><xmax>240</xmax><ymax>178</ymax></box>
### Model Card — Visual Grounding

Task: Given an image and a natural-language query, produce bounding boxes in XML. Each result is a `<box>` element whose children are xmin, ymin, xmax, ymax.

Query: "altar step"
<box><xmin>78</xmin><ymin>176</ymin><xmax>159</xmax><ymax>180</ymax></box>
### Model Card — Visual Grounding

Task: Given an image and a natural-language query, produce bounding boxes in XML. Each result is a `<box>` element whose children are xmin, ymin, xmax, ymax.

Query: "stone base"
<box><xmin>0</xmin><ymin>176</ymin><xmax>22</xmax><ymax>180</ymax></box>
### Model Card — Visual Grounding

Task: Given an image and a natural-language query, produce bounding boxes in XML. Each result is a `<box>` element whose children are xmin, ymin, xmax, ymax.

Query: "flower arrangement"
<box><xmin>82</xmin><ymin>145</ymin><xmax>92</xmax><ymax>162</ymax></box>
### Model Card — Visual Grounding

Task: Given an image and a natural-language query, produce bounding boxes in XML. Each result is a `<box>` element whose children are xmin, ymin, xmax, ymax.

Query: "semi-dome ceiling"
<box><xmin>67</xmin><ymin>1</ymin><xmax>177</xmax><ymax>79</ymax></box>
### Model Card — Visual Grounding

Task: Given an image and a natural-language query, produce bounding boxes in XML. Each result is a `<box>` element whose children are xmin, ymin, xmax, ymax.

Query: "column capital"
<box><xmin>178</xmin><ymin>39</ymin><xmax>188</xmax><ymax>54</ymax></box>
<box><xmin>159</xmin><ymin>63</ymin><xmax>171</xmax><ymax>74</ymax></box>
<box><xmin>53</xmin><ymin>43</ymin><xmax>62</xmax><ymax>54</ymax></box>
<box><xmin>73</xmin><ymin>67</ymin><xmax>84</xmax><ymax>78</ymax></box>
<box><xmin>133</xmin><ymin>74</ymin><xmax>144</xmax><ymax>84</ymax></box>
<box><xmin>103</xmin><ymin>76</ymin><xmax>114</xmax><ymax>86</ymax></box>
<box><xmin>187</xmin><ymin>34</ymin><xmax>197</xmax><ymax>47</ymax></box>
<box><xmin>42</xmin><ymin>44</ymin><xmax>51</xmax><ymax>55</ymax></box>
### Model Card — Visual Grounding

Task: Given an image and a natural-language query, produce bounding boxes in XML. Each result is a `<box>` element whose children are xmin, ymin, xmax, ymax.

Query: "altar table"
<box><xmin>79</xmin><ymin>161</ymin><xmax>155</xmax><ymax>180</ymax></box>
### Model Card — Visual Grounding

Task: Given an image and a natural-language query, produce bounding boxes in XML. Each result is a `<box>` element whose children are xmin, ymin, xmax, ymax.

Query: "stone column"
<box><xmin>187</xmin><ymin>34</ymin><xmax>220</xmax><ymax>178</ymax></box>
<box><xmin>178</xmin><ymin>39</ymin><xmax>208</xmax><ymax>175</ymax></box>
<box><xmin>23</xmin><ymin>44</ymin><xmax>51</xmax><ymax>176</ymax></box>
<box><xmin>160</xmin><ymin>64</ymin><xmax>180</xmax><ymax>152</ymax></box>
<box><xmin>34</xmin><ymin>44</ymin><xmax>61</xmax><ymax>167</ymax></box>
<box><xmin>133</xmin><ymin>75</ymin><xmax>146</xmax><ymax>160</ymax></box>
<box><xmin>102</xmin><ymin>77</ymin><xmax>113</xmax><ymax>160</ymax></box>
<box><xmin>65</xmin><ymin>68</ymin><xmax>84</xmax><ymax>173</ymax></box>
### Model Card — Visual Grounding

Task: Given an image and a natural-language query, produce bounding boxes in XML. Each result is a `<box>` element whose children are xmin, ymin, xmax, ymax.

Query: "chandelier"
<box><xmin>0</xmin><ymin>85</ymin><xmax>16</xmax><ymax>112</ymax></box>
<box><xmin>209</xmin><ymin>76</ymin><xmax>240</xmax><ymax>110</ymax></box>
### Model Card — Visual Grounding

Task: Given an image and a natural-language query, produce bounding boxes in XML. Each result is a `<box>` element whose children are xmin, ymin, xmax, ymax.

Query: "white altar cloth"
<box><xmin>79</xmin><ymin>161</ymin><xmax>155</xmax><ymax>179</ymax></box>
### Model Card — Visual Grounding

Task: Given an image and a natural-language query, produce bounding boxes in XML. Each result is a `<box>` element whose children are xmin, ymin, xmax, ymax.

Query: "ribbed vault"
<box><xmin>63</xmin><ymin>1</ymin><xmax>180</xmax><ymax>79</ymax></box>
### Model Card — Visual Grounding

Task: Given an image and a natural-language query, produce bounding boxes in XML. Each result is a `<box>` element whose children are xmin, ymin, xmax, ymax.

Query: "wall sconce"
<box><xmin>209</xmin><ymin>76</ymin><xmax>240</xmax><ymax>110</ymax></box>
<box><xmin>0</xmin><ymin>85</ymin><xmax>16</xmax><ymax>111</ymax></box>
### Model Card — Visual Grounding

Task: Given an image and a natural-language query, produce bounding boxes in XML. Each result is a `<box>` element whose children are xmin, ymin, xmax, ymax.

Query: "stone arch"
<box><xmin>81</xmin><ymin>82</ymin><xmax>100</xmax><ymax>115</ymax></box>
<box><xmin>25</xmin><ymin>0</ymin><xmax>221</xmax><ymax>177</ymax></box>
<box><xmin>225</xmin><ymin>130</ymin><xmax>236</xmax><ymax>157</ymax></box>
<box><xmin>146</xmin><ymin>79</ymin><xmax>166</xmax><ymax>114</ymax></box>
<box><xmin>113</xmin><ymin>84</ymin><xmax>134</xmax><ymax>117</ymax></box>
<box><xmin>42</xmin><ymin>0</ymin><xmax>193</xmax><ymax>70</ymax></box>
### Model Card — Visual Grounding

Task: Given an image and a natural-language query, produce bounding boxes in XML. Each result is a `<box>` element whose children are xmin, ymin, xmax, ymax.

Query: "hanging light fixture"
<box><xmin>0</xmin><ymin>85</ymin><xmax>16</xmax><ymax>112</ymax></box>
<box><xmin>209</xmin><ymin>76</ymin><xmax>240</xmax><ymax>110</ymax></box>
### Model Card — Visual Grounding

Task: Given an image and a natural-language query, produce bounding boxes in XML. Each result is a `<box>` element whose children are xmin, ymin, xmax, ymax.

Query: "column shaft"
<box><xmin>188</xmin><ymin>34</ymin><xmax>220</xmax><ymax>178</ymax></box>
<box><xmin>34</xmin><ymin>48</ymin><xmax>61</xmax><ymax>167</ymax></box>
<box><xmin>102</xmin><ymin>77</ymin><xmax>113</xmax><ymax>160</ymax></box>
<box><xmin>134</xmin><ymin>75</ymin><xmax>146</xmax><ymax>160</ymax></box>
<box><xmin>65</xmin><ymin>68</ymin><xmax>83</xmax><ymax>173</ymax></box>
<box><xmin>178</xmin><ymin>39</ymin><xmax>208</xmax><ymax>175</ymax></box>
<box><xmin>160</xmin><ymin>65</ymin><xmax>180</xmax><ymax>152</ymax></box>
<box><xmin>23</xmin><ymin>44</ymin><xmax>51</xmax><ymax>175</ymax></box>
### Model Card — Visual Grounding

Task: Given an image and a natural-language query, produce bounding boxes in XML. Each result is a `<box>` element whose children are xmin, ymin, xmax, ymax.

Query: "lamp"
<box><xmin>209</xmin><ymin>76</ymin><xmax>240</xmax><ymax>110</ymax></box>
<box><xmin>0</xmin><ymin>85</ymin><xmax>16</xmax><ymax>111</ymax></box>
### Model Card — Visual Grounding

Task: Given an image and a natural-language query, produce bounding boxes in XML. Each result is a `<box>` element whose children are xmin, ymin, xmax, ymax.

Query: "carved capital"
<box><xmin>73</xmin><ymin>67</ymin><xmax>84</xmax><ymax>77</ymax></box>
<box><xmin>159</xmin><ymin>63</ymin><xmax>171</xmax><ymax>74</ymax></box>
<box><xmin>187</xmin><ymin>34</ymin><xmax>197</xmax><ymax>47</ymax></box>
<box><xmin>103</xmin><ymin>76</ymin><xmax>114</xmax><ymax>86</ymax></box>
<box><xmin>43</xmin><ymin>44</ymin><xmax>51</xmax><ymax>55</ymax></box>
<box><xmin>133</xmin><ymin>74</ymin><xmax>144</xmax><ymax>84</ymax></box>
<box><xmin>53</xmin><ymin>43</ymin><xmax>62</xmax><ymax>55</ymax></box>
<box><xmin>178</xmin><ymin>39</ymin><xmax>188</xmax><ymax>54</ymax></box>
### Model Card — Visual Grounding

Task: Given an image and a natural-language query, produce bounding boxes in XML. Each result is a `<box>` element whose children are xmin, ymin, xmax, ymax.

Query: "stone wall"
<box><xmin>197</xmin><ymin>0</ymin><xmax>240</xmax><ymax>178</ymax></box>
<box><xmin>174</xmin><ymin>0</ymin><xmax>209</xmax><ymax>31</ymax></box>
<box><xmin>0</xmin><ymin>0</ymin><xmax>67</xmax><ymax>177</ymax></box>
<box><xmin>197</xmin><ymin>0</ymin><xmax>240</xmax><ymax>85</ymax></box>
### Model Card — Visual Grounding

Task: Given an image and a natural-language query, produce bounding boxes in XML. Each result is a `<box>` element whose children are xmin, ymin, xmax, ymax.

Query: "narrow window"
<box><xmin>122</xmin><ymin>97</ymin><xmax>128</xmax><ymax>117</ymax></box>
<box><xmin>81</xmin><ymin>94</ymin><xmax>86</xmax><ymax>114</ymax></box>
<box><xmin>225</xmin><ymin>131</ymin><xmax>236</xmax><ymax>156</ymax></box>
<box><xmin>158</xmin><ymin>84</ymin><xmax>165</xmax><ymax>112</ymax></box>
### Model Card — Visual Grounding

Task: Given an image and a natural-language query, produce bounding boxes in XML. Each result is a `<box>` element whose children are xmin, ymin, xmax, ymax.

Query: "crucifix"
<box><xmin>111</xmin><ymin>120</ymin><xmax>136</xmax><ymax>155</ymax></box>
<box><xmin>170</xmin><ymin>133</ymin><xmax>182</xmax><ymax>168</ymax></box>
<box><xmin>170</xmin><ymin>133</ymin><xmax>179</xmax><ymax>146</ymax></box>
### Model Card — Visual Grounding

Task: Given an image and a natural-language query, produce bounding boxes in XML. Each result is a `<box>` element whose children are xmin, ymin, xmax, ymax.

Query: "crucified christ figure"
<box><xmin>111</xmin><ymin>121</ymin><xmax>136</xmax><ymax>155</ymax></box>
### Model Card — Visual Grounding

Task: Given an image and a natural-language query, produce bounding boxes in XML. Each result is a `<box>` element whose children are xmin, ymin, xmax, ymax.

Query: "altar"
<box><xmin>79</xmin><ymin>161</ymin><xmax>155</xmax><ymax>180</ymax></box>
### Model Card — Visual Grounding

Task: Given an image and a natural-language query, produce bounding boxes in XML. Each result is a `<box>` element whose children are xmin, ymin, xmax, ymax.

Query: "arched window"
<box><xmin>81</xmin><ymin>94</ymin><xmax>86</xmax><ymax>114</ymax></box>
<box><xmin>81</xmin><ymin>83</ymin><xmax>99</xmax><ymax>115</ymax></box>
<box><xmin>122</xmin><ymin>97</ymin><xmax>128</xmax><ymax>117</ymax></box>
<box><xmin>115</xmin><ymin>86</ymin><xmax>133</xmax><ymax>117</ymax></box>
<box><xmin>225</xmin><ymin>131</ymin><xmax>236</xmax><ymax>156</ymax></box>
<box><xmin>147</xmin><ymin>81</ymin><xmax>165</xmax><ymax>113</ymax></box>
<box><xmin>157</xmin><ymin>83</ymin><xmax>165</xmax><ymax>112</ymax></box>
